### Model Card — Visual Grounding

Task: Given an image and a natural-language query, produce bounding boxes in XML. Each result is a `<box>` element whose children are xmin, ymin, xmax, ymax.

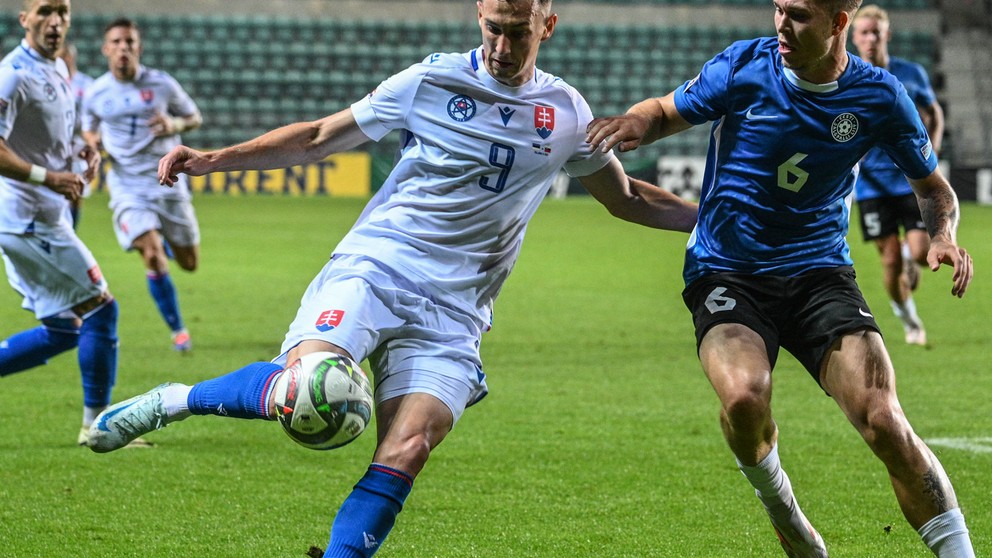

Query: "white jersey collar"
<box><xmin>471</xmin><ymin>45</ymin><xmax>538</xmax><ymax>96</ymax></box>
<box><xmin>18</xmin><ymin>39</ymin><xmax>56</xmax><ymax>67</ymax></box>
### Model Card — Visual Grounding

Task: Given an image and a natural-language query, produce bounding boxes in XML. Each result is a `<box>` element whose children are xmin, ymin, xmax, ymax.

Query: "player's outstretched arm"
<box><xmin>579</xmin><ymin>157</ymin><xmax>698</xmax><ymax>232</ymax></box>
<box><xmin>910</xmin><ymin>168</ymin><xmax>973</xmax><ymax>297</ymax></box>
<box><xmin>586</xmin><ymin>92</ymin><xmax>692</xmax><ymax>153</ymax></box>
<box><xmin>157</xmin><ymin>108</ymin><xmax>370</xmax><ymax>186</ymax></box>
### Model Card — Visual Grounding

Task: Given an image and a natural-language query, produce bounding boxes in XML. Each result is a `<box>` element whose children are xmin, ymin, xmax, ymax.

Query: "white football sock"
<box><xmin>83</xmin><ymin>405</ymin><xmax>106</xmax><ymax>427</ymax></box>
<box><xmin>737</xmin><ymin>444</ymin><xmax>825</xmax><ymax>554</ymax></box>
<box><xmin>919</xmin><ymin>508</ymin><xmax>975</xmax><ymax>558</ymax></box>
<box><xmin>161</xmin><ymin>383</ymin><xmax>193</xmax><ymax>418</ymax></box>
<box><xmin>891</xmin><ymin>296</ymin><xmax>922</xmax><ymax>328</ymax></box>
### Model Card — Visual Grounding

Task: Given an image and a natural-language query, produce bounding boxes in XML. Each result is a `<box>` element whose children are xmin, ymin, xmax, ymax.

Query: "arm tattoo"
<box><xmin>918</xmin><ymin>187</ymin><xmax>958</xmax><ymax>240</ymax></box>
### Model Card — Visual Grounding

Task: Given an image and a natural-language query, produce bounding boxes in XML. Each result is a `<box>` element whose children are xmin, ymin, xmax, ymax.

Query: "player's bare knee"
<box><xmin>721</xmin><ymin>387</ymin><xmax>771</xmax><ymax>430</ymax></box>
<box><xmin>376</xmin><ymin>432</ymin><xmax>432</xmax><ymax>475</ymax></box>
<box><xmin>861</xmin><ymin>403</ymin><xmax>914</xmax><ymax>458</ymax></box>
<box><xmin>177</xmin><ymin>255</ymin><xmax>197</xmax><ymax>272</ymax></box>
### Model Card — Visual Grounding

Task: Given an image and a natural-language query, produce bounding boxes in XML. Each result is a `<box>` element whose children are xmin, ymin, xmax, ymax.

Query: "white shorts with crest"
<box><xmin>0</xmin><ymin>221</ymin><xmax>107</xmax><ymax>319</ymax></box>
<box><xmin>277</xmin><ymin>254</ymin><xmax>489</xmax><ymax>424</ymax></box>
<box><xmin>108</xmin><ymin>170</ymin><xmax>199</xmax><ymax>250</ymax></box>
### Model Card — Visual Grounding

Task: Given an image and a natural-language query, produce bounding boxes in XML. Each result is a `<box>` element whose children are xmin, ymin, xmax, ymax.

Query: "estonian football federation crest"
<box><xmin>447</xmin><ymin>95</ymin><xmax>476</xmax><ymax>122</ymax></box>
<box><xmin>830</xmin><ymin>113</ymin><xmax>859</xmax><ymax>142</ymax></box>
<box><xmin>534</xmin><ymin>105</ymin><xmax>555</xmax><ymax>139</ymax></box>
<box><xmin>140</xmin><ymin>89</ymin><xmax>155</xmax><ymax>103</ymax></box>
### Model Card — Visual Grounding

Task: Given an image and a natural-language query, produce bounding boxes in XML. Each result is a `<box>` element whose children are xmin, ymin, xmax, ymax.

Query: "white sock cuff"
<box><xmin>737</xmin><ymin>442</ymin><xmax>780</xmax><ymax>474</ymax></box>
<box><xmin>918</xmin><ymin>508</ymin><xmax>972</xmax><ymax>553</ymax></box>
<box><xmin>161</xmin><ymin>384</ymin><xmax>193</xmax><ymax>417</ymax></box>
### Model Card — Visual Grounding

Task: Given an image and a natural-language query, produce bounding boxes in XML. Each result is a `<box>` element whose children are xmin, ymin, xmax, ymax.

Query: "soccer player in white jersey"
<box><xmin>82</xmin><ymin>17</ymin><xmax>202</xmax><ymax>352</ymax></box>
<box><xmin>86</xmin><ymin>0</ymin><xmax>698</xmax><ymax>555</ymax></box>
<box><xmin>57</xmin><ymin>41</ymin><xmax>94</xmax><ymax>228</ymax></box>
<box><xmin>587</xmin><ymin>0</ymin><xmax>975</xmax><ymax>556</ymax></box>
<box><xmin>851</xmin><ymin>4</ymin><xmax>945</xmax><ymax>346</ymax></box>
<box><xmin>0</xmin><ymin>0</ymin><xmax>137</xmax><ymax>447</ymax></box>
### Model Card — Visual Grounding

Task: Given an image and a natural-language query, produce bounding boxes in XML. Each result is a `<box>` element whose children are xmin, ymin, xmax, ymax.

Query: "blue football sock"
<box><xmin>187</xmin><ymin>362</ymin><xmax>282</xmax><ymax>419</ymax></box>
<box><xmin>78</xmin><ymin>300</ymin><xmax>119</xmax><ymax>408</ymax></box>
<box><xmin>324</xmin><ymin>464</ymin><xmax>414</xmax><ymax>558</ymax></box>
<box><xmin>0</xmin><ymin>320</ymin><xmax>79</xmax><ymax>376</ymax></box>
<box><xmin>147</xmin><ymin>271</ymin><xmax>184</xmax><ymax>332</ymax></box>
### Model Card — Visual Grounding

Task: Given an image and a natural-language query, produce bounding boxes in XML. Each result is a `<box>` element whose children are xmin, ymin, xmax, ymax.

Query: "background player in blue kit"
<box><xmin>851</xmin><ymin>4</ymin><xmax>944</xmax><ymax>346</ymax></box>
<box><xmin>84</xmin><ymin>0</ymin><xmax>699</xmax><ymax>556</ymax></box>
<box><xmin>587</xmin><ymin>0</ymin><xmax>975</xmax><ymax>556</ymax></box>
<box><xmin>0</xmin><ymin>0</ymin><xmax>137</xmax><ymax>448</ymax></box>
<box><xmin>82</xmin><ymin>18</ymin><xmax>202</xmax><ymax>352</ymax></box>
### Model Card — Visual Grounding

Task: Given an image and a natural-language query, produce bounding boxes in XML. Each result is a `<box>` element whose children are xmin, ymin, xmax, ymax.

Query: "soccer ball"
<box><xmin>272</xmin><ymin>351</ymin><xmax>374</xmax><ymax>450</ymax></box>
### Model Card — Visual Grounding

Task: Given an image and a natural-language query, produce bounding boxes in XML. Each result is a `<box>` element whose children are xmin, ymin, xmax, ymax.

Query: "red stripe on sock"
<box><xmin>370</xmin><ymin>464</ymin><xmax>414</xmax><ymax>487</ymax></box>
<box><xmin>259</xmin><ymin>369</ymin><xmax>282</xmax><ymax>419</ymax></box>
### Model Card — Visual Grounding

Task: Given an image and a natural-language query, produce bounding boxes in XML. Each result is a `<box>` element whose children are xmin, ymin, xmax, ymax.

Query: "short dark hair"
<box><xmin>824</xmin><ymin>0</ymin><xmax>862</xmax><ymax>14</ymax></box>
<box><xmin>104</xmin><ymin>17</ymin><xmax>139</xmax><ymax>36</ymax></box>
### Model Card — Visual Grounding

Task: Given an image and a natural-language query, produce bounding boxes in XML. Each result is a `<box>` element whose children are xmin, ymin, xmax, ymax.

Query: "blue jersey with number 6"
<box><xmin>342</xmin><ymin>46</ymin><xmax>613</xmax><ymax>325</ymax></box>
<box><xmin>673</xmin><ymin>38</ymin><xmax>936</xmax><ymax>286</ymax></box>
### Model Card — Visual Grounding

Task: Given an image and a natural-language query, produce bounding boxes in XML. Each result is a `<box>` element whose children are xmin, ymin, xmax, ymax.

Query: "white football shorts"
<box><xmin>107</xmin><ymin>169</ymin><xmax>199</xmax><ymax>250</ymax></box>
<box><xmin>111</xmin><ymin>198</ymin><xmax>200</xmax><ymax>251</ymax></box>
<box><xmin>277</xmin><ymin>254</ymin><xmax>489</xmax><ymax>424</ymax></box>
<box><xmin>0</xmin><ymin>222</ymin><xmax>107</xmax><ymax>319</ymax></box>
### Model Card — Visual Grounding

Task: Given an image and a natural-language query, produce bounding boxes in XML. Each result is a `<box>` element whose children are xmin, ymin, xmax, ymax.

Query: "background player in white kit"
<box><xmin>82</xmin><ymin>17</ymin><xmax>202</xmax><ymax>352</ymax></box>
<box><xmin>0</xmin><ymin>0</ymin><xmax>139</xmax><ymax>447</ymax></box>
<box><xmin>86</xmin><ymin>0</ymin><xmax>699</xmax><ymax>555</ymax></box>
<box><xmin>57</xmin><ymin>41</ymin><xmax>93</xmax><ymax>228</ymax></box>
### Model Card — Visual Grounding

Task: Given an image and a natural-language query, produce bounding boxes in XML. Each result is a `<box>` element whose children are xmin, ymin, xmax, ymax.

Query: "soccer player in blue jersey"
<box><xmin>82</xmin><ymin>18</ymin><xmax>202</xmax><ymax>352</ymax></box>
<box><xmin>84</xmin><ymin>1</ymin><xmax>698</xmax><ymax>556</ymax></box>
<box><xmin>0</xmin><ymin>0</ymin><xmax>142</xmax><ymax>448</ymax></box>
<box><xmin>851</xmin><ymin>4</ymin><xmax>944</xmax><ymax>346</ymax></box>
<box><xmin>587</xmin><ymin>0</ymin><xmax>975</xmax><ymax>556</ymax></box>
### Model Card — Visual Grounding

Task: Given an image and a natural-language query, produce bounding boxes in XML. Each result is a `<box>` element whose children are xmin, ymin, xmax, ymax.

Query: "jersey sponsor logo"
<box><xmin>499</xmin><ymin>106</ymin><xmax>515</xmax><ymax>126</ymax></box>
<box><xmin>447</xmin><ymin>95</ymin><xmax>476</xmax><ymax>122</ymax></box>
<box><xmin>140</xmin><ymin>89</ymin><xmax>155</xmax><ymax>103</ymax></box>
<box><xmin>858</xmin><ymin>308</ymin><xmax>874</xmax><ymax>318</ymax></box>
<box><xmin>830</xmin><ymin>113</ymin><xmax>859</xmax><ymax>142</ymax></box>
<box><xmin>921</xmin><ymin>140</ymin><xmax>932</xmax><ymax>160</ymax></box>
<box><xmin>315</xmin><ymin>309</ymin><xmax>345</xmax><ymax>332</ymax></box>
<box><xmin>429</xmin><ymin>53</ymin><xmax>442</xmax><ymax>64</ymax></box>
<box><xmin>745</xmin><ymin>107</ymin><xmax>779</xmax><ymax>120</ymax></box>
<box><xmin>534</xmin><ymin>105</ymin><xmax>555</xmax><ymax>138</ymax></box>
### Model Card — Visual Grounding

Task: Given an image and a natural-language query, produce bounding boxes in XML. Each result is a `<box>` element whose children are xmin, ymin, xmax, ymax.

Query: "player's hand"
<box><xmin>45</xmin><ymin>170</ymin><xmax>84</xmax><ymax>203</ymax></box>
<box><xmin>586</xmin><ymin>114</ymin><xmax>652</xmax><ymax>153</ymax></box>
<box><xmin>148</xmin><ymin>112</ymin><xmax>180</xmax><ymax>137</ymax></box>
<box><xmin>78</xmin><ymin>145</ymin><xmax>101</xmax><ymax>182</ymax></box>
<box><xmin>927</xmin><ymin>238</ymin><xmax>973</xmax><ymax>298</ymax></box>
<box><xmin>158</xmin><ymin>144</ymin><xmax>207</xmax><ymax>186</ymax></box>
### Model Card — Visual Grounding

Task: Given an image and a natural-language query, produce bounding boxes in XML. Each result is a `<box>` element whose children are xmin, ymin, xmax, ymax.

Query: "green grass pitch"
<box><xmin>0</xmin><ymin>192</ymin><xmax>988</xmax><ymax>557</ymax></box>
